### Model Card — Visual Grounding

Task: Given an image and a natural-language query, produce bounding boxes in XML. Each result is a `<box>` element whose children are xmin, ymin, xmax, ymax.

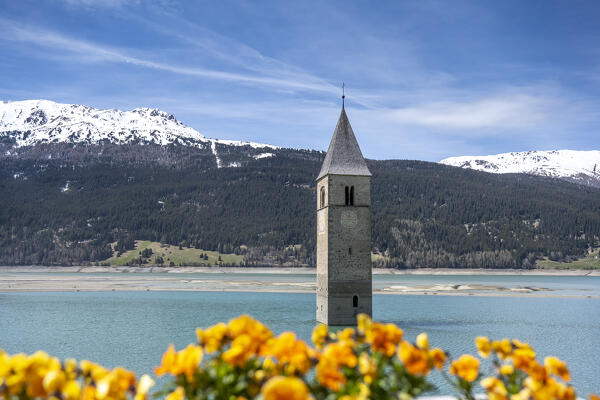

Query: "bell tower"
<box><xmin>316</xmin><ymin>97</ymin><xmax>372</xmax><ymax>326</ymax></box>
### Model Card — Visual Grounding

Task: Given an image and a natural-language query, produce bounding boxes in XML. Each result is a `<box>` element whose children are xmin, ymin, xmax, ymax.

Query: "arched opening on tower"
<box><xmin>320</xmin><ymin>187</ymin><xmax>326</xmax><ymax>208</ymax></box>
<box><xmin>350</xmin><ymin>186</ymin><xmax>355</xmax><ymax>205</ymax></box>
<box><xmin>352</xmin><ymin>294</ymin><xmax>359</xmax><ymax>308</ymax></box>
<box><xmin>345</xmin><ymin>186</ymin><xmax>349</xmax><ymax>205</ymax></box>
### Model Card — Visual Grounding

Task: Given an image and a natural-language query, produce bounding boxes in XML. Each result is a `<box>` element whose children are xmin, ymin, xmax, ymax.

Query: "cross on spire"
<box><xmin>342</xmin><ymin>82</ymin><xmax>345</xmax><ymax>108</ymax></box>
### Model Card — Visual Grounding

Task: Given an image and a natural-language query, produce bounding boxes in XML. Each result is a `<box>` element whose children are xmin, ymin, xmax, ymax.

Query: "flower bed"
<box><xmin>1</xmin><ymin>314</ymin><xmax>597</xmax><ymax>400</ymax></box>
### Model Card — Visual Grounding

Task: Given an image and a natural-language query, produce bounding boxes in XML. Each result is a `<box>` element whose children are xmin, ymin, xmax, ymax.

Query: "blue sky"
<box><xmin>0</xmin><ymin>0</ymin><xmax>599</xmax><ymax>161</ymax></box>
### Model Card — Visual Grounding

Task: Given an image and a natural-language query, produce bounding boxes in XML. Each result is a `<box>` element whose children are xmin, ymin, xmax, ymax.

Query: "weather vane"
<box><xmin>342</xmin><ymin>82</ymin><xmax>345</xmax><ymax>107</ymax></box>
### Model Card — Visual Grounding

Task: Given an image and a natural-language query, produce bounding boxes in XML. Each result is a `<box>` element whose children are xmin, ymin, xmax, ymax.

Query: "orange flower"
<box><xmin>367</xmin><ymin>323</ymin><xmax>403</xmax><ymax>357</ymax></box>
<box><xmin>475</xmin><ymin>336</ymin><xmax>491</xmax><ymax>358</ymax></box>
<box><xmin>261</xmin><ymin>332</ymin><xmax>314</xmax><ymax>375</ymax></box>
<box><xmin>398</xmin><ymin>341</ymin><xmax>430</xmax><ymax>376</ymax></box>
<box><xmin>449</xmin><ymin>354</ymin><xmax>480</xmax><ymax>382</ymax></box>
<box><xmin>429</xmin><ymin>348</ymin><xmax>446</xmax><ymax>370</ymax></box>
<box><xmin>544</xmin><ymin>356</ymin><xmax>570</xmax><ymax>382</ymax></box>
<box><xmin>316</xmin><ymin>341</ymin><xmax>356</xmax><ymax>391</ymax></box>
<box><xmin>512</xmin><ymin>347</ymin><xmax>536</xmax><ymax>370</ymax></box>
<box><xmin>261</xmin><ymin>376</ymin><xmax>311</xmax><ymax>400</ymax></box>
<box><xmin>589</xmin><ymin>395</ymin><xmax>600</xmax><ymax>400</ymax></box>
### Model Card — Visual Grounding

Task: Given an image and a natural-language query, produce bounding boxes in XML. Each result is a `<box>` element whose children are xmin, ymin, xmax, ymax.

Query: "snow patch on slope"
<box><xmin>0</xmin><ymin>99</ymin><xmax>278</xmax><ymax>151</ymax></box>
<box><xmin>440</xmin><ymin>150</ymin><xmax>600</xmax><ymax>185</ymax></box>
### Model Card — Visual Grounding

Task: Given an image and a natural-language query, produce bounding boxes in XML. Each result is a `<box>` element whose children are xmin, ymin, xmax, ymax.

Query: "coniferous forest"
<box><xmin>1</xmin><ymin>143</ymin><xmax>599</xmax><ymax>268</ymax></box>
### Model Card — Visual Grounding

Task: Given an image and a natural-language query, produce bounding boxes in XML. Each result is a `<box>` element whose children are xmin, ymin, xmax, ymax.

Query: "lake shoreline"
<box><xmin>0</xmin><ymin>265</ymin><xmax>598</xmax><ymax>276</ymax></box>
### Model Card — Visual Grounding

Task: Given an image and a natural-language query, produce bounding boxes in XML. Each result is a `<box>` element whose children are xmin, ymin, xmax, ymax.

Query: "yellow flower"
<box><xmin>134</xmin><ymin>374</ymin><xmax>155</xmax><ymax>400</ymax></box>
<box><xmin>398</xmin><ymin>341</ymin><xmax>430</xmax><ymax>376</ymax></box>
<box><xmin>512</xmin><ymin>347</ymin><xmax>536</xmax><ymax>371</ymax></box>
<box><xmin>512</xmin><ymin>339</ymin><xmax>533</xmax><ymax>351</ymax></box>
<box><xmin>261</xmin><ymin>332</ymin><xmax>314</xmax><ymax>375</ymax></box>
<box><xmin>62</xmin><ymin>380</ymin><xmax>81</xmax><ymax>400</ymax></box>
<box><xmin>590</xmin><ymin>395</ymin><xmax>600</xmax><ymax>400</ymax></box>
<box><xmin>95</xmin><ymin>367</ymin><xmax>136</xmax><ymax>400</ymax></box>
<box><xmin>155</xmin><ymin>344</ymin><xmax>177</xmax><ymax>376</ymax></box>
<box><xmin>481</xmin><ymin>377</ymin><xmax>508</xmax><ymax>400</ymax></box>
<box><xmin>196</xmin><ymin>322</ymin><xmax>229</xmax><ymax>353</ymax></box>
<box><xmin>228</xmin><ymin>315</ymin><xmax>273</xmax><ymax>344</ymax></box>
<box><xmin>510</xmin><ymin>388</ymin><xmax>531</xmax><ymax>400</ymax></box>
<box><xmin>367</xmin><ymin>322</ymin><xmax>403</xmax><ymax>357</ymax></box>
<box><xmin>261</xmin><ymin>376</ymin><xmax>311</xmax><ymax>400</ymax></box>
<box><xmin>311</xmin><ymin>324</ymin><xmax>328</xmax><ymax>350</ymax></box>
<box><xmin>165</xmin><ymin>386</ymin><xmax>185</xmax><ymax>400</ymax></box>
<box><xmin>491</xmin><ymin>338</ymin><xmax>512</xmax><ymax>360</ymax></box>
<box><xmin>178</xmin><ymin>344</ymin><xmax>203</xmax><ymax>381</ymax></box>
<box><xmin>358</xmin><ymin>353</ymin><xmax>376</xmax><ymax>384</ymax></box>
<box><xmin>316</xmin><ymin>356</ymin><xmax>345</xmax><ymax>391</ymax></box>
<box><xmin>499</xmin><ymin>364</ymin><xmax>514</xmax><ymax>375</ymax></box>
<box><xmin>475</xmin><ymin>336</ymin><xmax>491</xmax><ymax>358</ymax></box>
<box><xmin>544</xmin><ymin>356</ymin><xmax>570</xmax><ymax>382</ymax></box>
<box><xmin>155</xmin><ymin>344</ymin><xmax>202</xmax><ymax>378</ymax></box>
<box><xmin>357</xmin><ymin>314</ymin><xmax>372</xmax><ymax>336</ymax></box>
<box><xmin>336</xmin><ymin>328</ymin><xmax>356</xmax><ymax>342</ymax></box>
<box><xmin>416</xmin><ymin>333</ymin><xmax>429</xmax><ymax>350</ymax></box>
<box><xmin>449</xmin><ymin>354</ymin><xmax>480</xmax><ymax>382</ymax></box>
<box><xmin>429</xmin><ymin>348</ymin><xmax>446</xmax><ymax>370</ymax></box>
<box><xmin>42</xmin><ymin>370</ymin><xmax>66</xmax><ymax>393</ymax></box>
<box><xmin>223</xmin><ymin>334</ymin><xmax>254</xmax><ymax>367</ymax></box>
<box><xmin>316</xmin><ymin>341</ymin><xmax>356</xmax><ymax>391</ymax></box>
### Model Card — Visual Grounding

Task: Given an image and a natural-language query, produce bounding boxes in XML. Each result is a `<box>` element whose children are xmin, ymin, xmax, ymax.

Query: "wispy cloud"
<box><xmin>384</xmin><ymin>93</ymin><xmax>553</xmax><ymax>130</ymax></box>
<box><xmin>0</xmin><ymin>17</ymin><xmax>340</xmax><ymax>95</ymax></box>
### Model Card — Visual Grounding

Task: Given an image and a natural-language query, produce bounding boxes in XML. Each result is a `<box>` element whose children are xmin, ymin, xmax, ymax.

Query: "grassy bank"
<box><xmin>105</xmin><ymin>241</ymin><xmax>244</xmax><ymax>267</ymax></box>
<box><xmin>536</xmin><ymin>249</ymin><xmax>600</xmax><ymax>270</ymax></box>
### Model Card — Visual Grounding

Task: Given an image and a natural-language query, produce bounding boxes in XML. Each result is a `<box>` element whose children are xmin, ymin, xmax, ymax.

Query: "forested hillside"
<box><xmin>1</xmin><ymin>143</ymin><xmax>599</xmax><ymax>268</ymax></box>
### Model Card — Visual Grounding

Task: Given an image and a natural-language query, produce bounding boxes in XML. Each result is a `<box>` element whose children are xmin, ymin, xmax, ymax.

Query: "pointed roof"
<box><xmin>317</xmin><ymin>107</ymin><xmax>371</xmax><ymax>180</ymax></box>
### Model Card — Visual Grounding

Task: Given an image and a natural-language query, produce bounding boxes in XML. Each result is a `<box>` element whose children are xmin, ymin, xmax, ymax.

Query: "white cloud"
<box><xmin>382</xmin><ymin>93</ymin><xmax>554</xmax><ymax>130</ymax></box>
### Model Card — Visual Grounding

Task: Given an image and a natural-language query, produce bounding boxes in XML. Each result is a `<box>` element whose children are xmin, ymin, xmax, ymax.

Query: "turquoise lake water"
<box><xmin>1</xmin><ymin>276</ymin><xmax>599</xmax><ymax>395</ymax></box>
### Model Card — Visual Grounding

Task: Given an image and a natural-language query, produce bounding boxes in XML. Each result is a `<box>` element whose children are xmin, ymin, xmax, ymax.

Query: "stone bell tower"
<box><xmin>316</xmin><ymin>98</ymin><xmax>372</xmax><ymax>326</ymax></box>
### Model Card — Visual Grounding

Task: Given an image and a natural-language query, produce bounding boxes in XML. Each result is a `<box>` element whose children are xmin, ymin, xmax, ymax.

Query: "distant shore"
<box><xmin>0</xmin><ymin>265</ymin><xmax>598</xmax><ymax>276</ymax></box>
<box><xmin>1</xmin><ymin>266</ymin><xmax>598</xmax><ymax>297</ymax></box>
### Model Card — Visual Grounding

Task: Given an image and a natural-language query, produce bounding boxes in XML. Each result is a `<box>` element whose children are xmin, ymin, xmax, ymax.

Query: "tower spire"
<box><xmin>342</xmin><ymin>82</ymin><xmax>345</xmax><ymax>108</ymax></box>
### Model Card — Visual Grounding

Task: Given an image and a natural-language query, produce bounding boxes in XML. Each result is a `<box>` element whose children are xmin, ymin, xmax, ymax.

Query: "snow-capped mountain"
<box><xmin>440</xmin><ymin>150</ymin><xmax>600</xmax><ymax>187</ymax></box>
<box><xmin>0</xmin><ymin>99</ymin><xmax>276</xmax><ymax>151</ymax></box>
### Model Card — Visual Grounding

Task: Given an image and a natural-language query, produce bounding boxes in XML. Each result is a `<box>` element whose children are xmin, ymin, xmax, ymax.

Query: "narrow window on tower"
<box><xmin>352</xmin><ymin>295</ymin><xmax>359</xmax><ymax>308</ymax></box>
<box><xmin>348</xmin><ymin>247</ymin><xmax>352</xmax><ymax>255</ymax></box>
<box><xmin>350</xmin><ymin>186</ymin><xmax>355</xmax><ymax>205</ymax></box>
<box><xmin>345</xmin><ymin>186</ymin><xmax>349</xmax><ymax>205</ymax></box>
<box><xmin>320</xmin><ymin>186</ymin><xmax>326</xmax><ymax>208</ymax></box>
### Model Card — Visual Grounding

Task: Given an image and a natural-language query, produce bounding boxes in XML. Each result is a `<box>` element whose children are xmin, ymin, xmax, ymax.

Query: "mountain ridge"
<box><xmin>0</xmin><ymin>99</ymin><xmax>277</xmax><ymax>169</ymax></box>
<box><xmin>441</xmin><ymin>150</ymin><xmax>600</xmax><ymax>187</ymax></box>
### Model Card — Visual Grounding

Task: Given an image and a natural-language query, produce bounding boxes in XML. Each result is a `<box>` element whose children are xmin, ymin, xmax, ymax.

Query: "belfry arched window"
<box><xmin>350</xmin><ymin>186</ymin><xmax>355</xmax><ymax>205</ymax></box>
<box><xmin>345</xmin><ymin>186</ymin><xmax>349</xmax><ymax>205</ymax></box>
<box><xmin>320</xmin><ymin>187</ymin><xmax>326</xmax><ymax>208</ymax></box>
<box><xmin>352</xmin><ymin>294</ymin><xmax>359</xmax><ymax>308</ymax></box>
